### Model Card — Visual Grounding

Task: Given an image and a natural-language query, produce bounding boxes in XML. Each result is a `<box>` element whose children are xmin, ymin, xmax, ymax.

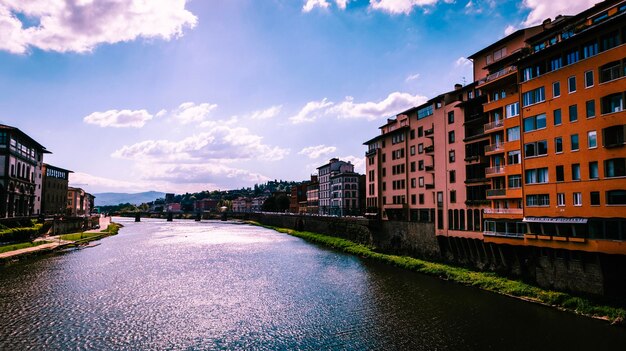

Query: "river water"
<box><xmin>0</xmin><ymin>218</ymin><xmax>625</xmax><ymax>350</ymax></box>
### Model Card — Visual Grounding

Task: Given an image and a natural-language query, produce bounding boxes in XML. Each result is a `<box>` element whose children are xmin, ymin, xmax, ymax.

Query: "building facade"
<box><xmin>41</xmin><ymin>164</ymin><xmax>73</xmax><ymax>216</ymax></box>
<box><xmin>0</xmin><ymin>125</ymin><xmax>49</xmax><ymax>218</ymax></box>
<box><xmin>317</xmin><ymin>158</ymin><xmax>355</xmax><ymax>215</ymax></box>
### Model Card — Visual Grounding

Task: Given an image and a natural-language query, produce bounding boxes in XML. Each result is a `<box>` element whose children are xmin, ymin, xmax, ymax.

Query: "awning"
<box><xmin>523</xmin><ymin>217</ymin><xmax>588</xmax><ymax>224</ymax></box>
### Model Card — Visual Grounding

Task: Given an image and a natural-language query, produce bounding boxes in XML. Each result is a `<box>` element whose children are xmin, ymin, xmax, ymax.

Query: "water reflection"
<box><xmin>0</xmin><ymin>218</ymin><xmax>624</xmax><ymax>350</ymax></box>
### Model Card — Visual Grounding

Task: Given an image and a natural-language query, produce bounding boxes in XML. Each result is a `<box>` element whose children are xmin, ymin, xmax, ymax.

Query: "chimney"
<box><xmin>542</xmin><ymin>18</ymin><xmax>552</xmax><ymax>28</ymax></box>
<box><xmin>454</xmin><ymin>83</ymin><xmax>462</xmax><ymax>90</ymax></box>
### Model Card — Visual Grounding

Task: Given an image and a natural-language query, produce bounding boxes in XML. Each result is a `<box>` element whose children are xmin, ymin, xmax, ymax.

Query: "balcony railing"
<box><xmin>425</xmin><ymin>183</ymin><xmax>435</xmax><ymax>189</ymax></box>
<box><xmin>478</xmin><ymin>66</ymin><xmax>517</xmax><ymax>86</ymax></box>
<box><xmin>485</xmin><ymin>166</ymin><xmax>505</xmax><ymax>175</ymax></box>
<box><xmin>425</xmin><ymin>165</ymin><xmax>434</xmax><ymax>172</ymax></box>
<box><xmin>484</xmin><ymin>120</ymin><xmax>504</xmax><ymax>133</ymax></box>
<box><xmin>486</xmin><ymin>188</ymin><xmax>506</xmax><ymax>197</ymax></box>
<box><xmin>365</xmin><ymin>148</ymin><xmax>377</xmax><ymax>157</ymax></box>
<box><xmin>485</xmin><ymin>143</ymin><xmax>504</xmax><ymax>153</ymax></box>
<box><xmin>424</xmin><ymin>145</ymin><xmax>434</xmax><ymax>153</ymax></box>
<box><xmin>424</xmin><ymin>128</ymin><xmax>434</xmax><ymax>136</ymax></box>
<box><xmin>484</xmin><ymin>230</ymin><xmax>524</xmax><ymax>238</ymax></box>
<box><xmin>484</xmin><ymin>208</ymin><xmax>523</xmax><ymax>214</ymax></box>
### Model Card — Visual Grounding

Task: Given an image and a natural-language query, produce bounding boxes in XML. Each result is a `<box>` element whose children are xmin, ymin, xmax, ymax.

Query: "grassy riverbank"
<box><xmin>61</xmin><ymin>223</ymin><xmax>122</xmax><ymax>244</ymax></box>
<box><xmin>250</xmin><ymin>221</ymin><xmax>626</xmax><ymax>325</ymax></box>
<box><xmin>0</xmin><ymin>241</ymin><xmax>49</xmax><ymax>254</ymax></box>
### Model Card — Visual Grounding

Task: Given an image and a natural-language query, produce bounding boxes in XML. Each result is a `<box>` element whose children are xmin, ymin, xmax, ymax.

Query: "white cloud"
<box><xmin>521</xmin><ymin>0</ymin><xmax>596</xmax><ymax>26</ymax></box>
<box><xmin>329</xmin><ymin>92</ymin><xmax>427</xmax><ymax>121</ymax></box>
<box><xmin>405</xmin><ymin>73</ymin><xmax>420</xmax><ymax>82</ymax></box>
<box><xmin>83</xmin><ymin>109</ymin><xmax>153</xmax><ymax>128</ymax></box>
<box><xmin>137</xmin><ymin>163</ymin><xmax>270</xmax><ymax>185</ymax></box>
<box><xmin>0</xmin><ymin>0</ymin><xmax>197</xmax><ymax>54</ymax></box>
<box><xmin>339</xmin><ymin>155</ymin><xmax>365</xmax><ymax>174</ymax></box>
<box><xmin>112</xmin><ymin>127</ymin><xmax>289</xmax><ymax>162</ymax></box>
<box><xmin>455</xmin><ymin>56</ymin><xmax>472</xmax><ymax>67</ymax></box>
<box><xmin>369</xmin><ymin>0</ymin><xmax>440</xmax><ymax>15</ymax></box>
<box><xmin>504</xmin><ymin>24</ymin><xmax>516</xmax><ymax>36</ymax></box>
<box><xmin>303</xmin><ymin>0</ymin><xmax>331</xmax><ymax>12</ymax></box>
<box><xmin>289</xmin><ymin>98</ymin><xmax>334</xmax><ymax>124</ymax></box>
<box><xmin>169</xmin><ymin>102</ymin><xmax>218</xmax><ymax>125</ymax></box>
<box><xmin>298</xmin><ymin>145</ymin><xmax>337</xmax><ymax>159</ymax></box>
<box><xmin>248</xmin><ymin>105</ymin><xmax>282</xmax><ymax>120</ymax></box>
<box><xmin>335</xmin><ymin>0</ymin><xmax>351</xmax><ymax>10</ymax></box>
<box><xmin>70</xmin><ymin>171</ymin><xmax>154</xmax><ymax>193</ymax></box>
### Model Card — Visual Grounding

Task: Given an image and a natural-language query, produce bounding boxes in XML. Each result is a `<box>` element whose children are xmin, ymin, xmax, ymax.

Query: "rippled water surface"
<box><xmin>1</xmin><ymin>218</ymin><xmax>625</xmax><ymax>350</ymax></box>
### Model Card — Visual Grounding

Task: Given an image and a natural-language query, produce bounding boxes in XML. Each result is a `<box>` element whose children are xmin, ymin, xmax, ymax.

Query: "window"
<box><xmin>448</xmin><ymin>111</ymin><xmax>454</xmax><ymax>124</ymax></box>
<box><xmin>418</xmin><ymin>105</ymin><xmax>434</xmax><ymax>119</ymax></box>
<box><xmin>557</xmin><ymin>193</ymin><xmax>565</xmax><ymax>206</ymax></box>
<box><xmin>568</xmin><ymin>76</ymin><xmax>576</xmax><ymax>93</ymax></box>
<box><xmin>586</xmin><ymin>100</ymin><xmax>596</xmax><ymax>118</ymax></box>
<box><xmin>449</xmin><ymin>150</ymin><xmax>455</xmax><ymax>163</ymax></box>
<box><xmin>606</xmin><ymin>190</ymin><xmax>626</xmax><ymax>205</ymax></box>
<box><xmin>410</xmin><ymin>145</ymin><xmax>415</xmax><ymax>156</ymax></box>
<box><xmin>589</xmin><ymin>161</ymin><xmax>599</xmax><ymax>179</ymax></box>
<box><xmin>527</xmin><ymin>194</ymin><xmax>550</xmax><ymax>206</ymax></box>
<box><xmin>588</xmin><ymin>130</ymin><xmax>597</xmax><ymax>148</ymax></box>
<box><xmin>525</xmin><ymin>167</ymin><xmax>549</xmax><ymax>184</ymax></box>
<box><xmin>411</xmin><ymin>178</ymin><xmax>417</xmax><ymax>188</ymax></box>
<box><xmin>418</xmin><ymin>160</ymin><xmax>424</xmax><ymax>171</ymax></box>
<box><xmin>450</xmin><ymin>191</ymin><xmax>456</xmax><ymax>203</ymax></box>
<box><xmin>522</xmin><ymin>87</ymin><xmax>545</xmax><ymax>106</ymax></box>
<box><xmin>507</xmin><ymin>150</ymin><xmax>521</xmax><ymax>165</ymax></box>
<box><xmin>418</xmin><ymin>143</ymin><xmax>424</xmax><ymax>154</ymax></box>
<box><xmin>524</xmin><ymin>140</ymin><xmax>548</xmax><ymax>157</ymax></box>
<box><xmin>523</xmin><ymin>113</ymin><xmax>546</xmax><ymax>132</ymax></box>
<box><xmin>571</xmin><ymin>134</ymin><xmax>579</xmax><ymax>151</ymax></box>
<box><xmin>604</xmin><ymin>158</ymin><xmax>626</xmax><ymax>177</ymax></box>
<box><xmin>411</xmin><ymin>194</ymin><xmax>416</xmax><ymax>205</ymax></box>
<box><xmin>556</xmin><ymin>165</ymin><xmax>564</xmax><ymax>182</ymax></box>
<box><xmin>555</xmin><ymin>137</ymin><xmax>563</xmax><ymax>153</ymax></box>
<box><xmin>601</xmin><ymin>93</ymin><xmax>623</xmax><ymax>114</ymax></box>
<box><xmin>573</xmin><ymin>192</ymin><xmax>582</xmax><ymax>206</ymax></box>
<box><xmin>552</xmin><ymin>82</ymin><xmax>560</xmax><ymax>98</ymax></box>
<box><xmin>506</xmin><ymin>102</ymin><xmax>519</xmax><ymax>118</ymax></box>
<box><xmin>566</xmin><ymin>50</ymin><xmax>579</xmax><ymax>65</ymax></box>
<box><xmin>569</xmin><ymin>104</ymin><xmax>578</xmax><ymax>122</ymax></box>
<box><xmin>448</xmin><ymin>131</ymin><xmax>455</xmax><ymax>143</ymax></box>
<box><xmin>600</xmin><ymin>61</ymin><xmax>622</xmax><ymax>83</ymax></box>
<box><xmin>419</xmin><ymin>194</ymin><xmax>424</xmax><ymax>204</ymax></box>
<box><xmin>584</xmin><ymin>70</ymin><xmax>594</xmax><ymax>88</ymax></box>
<box><xmin>417</xmin><ymin>127</ymin><xmax>423</xmax><ymax>137</ymax></box>
<box><xmin>583</xmin><ymin>41</ymin><xmax>598</xmax><ymax>58</ymax></box>
<box><xmin>410</xmin><ymin>162</ymin><xmax>416</xmax><ymax>172</ymax></box>
<box><xmin>600</xmin><ymin>30</ymin><xmax>619</xmax><ymax>51</ymax></box>
<box><xmin>507</xmin><ymin>127</ymin><xmax>520</xmax><ymax>142</ymax></box>
<box><xmin>419</xmin><ymin>177</ymin><xmax>424</xmax><ymax>187</ymax></box>
<box><xmin>449</xmin><ymin>170</ymin><xmax>456</xmax><ymax>183</ymax></box>
<box><xmin>508</xmin><ymin>175</ymin><xmax>522</xmax><ymax>188</ymax></box>
<box><xmin>572</xmin><ymin>164</ymin><xmax>581</xmax><ymax>181</ymax></box>
<box><xmin>550</xmin><ymin>56</ymin><xmax>562</xmax><ymax>71</ymax></box>
<box><xmin>553</xmin><ymin>109</ymin><xmax>562</xmax><ymax>125</ymax></box>
<box><xmin>590</xmin><ymin>191</ymin><xmax>600</xmax><ymax>205</ymax></box>
<box><xmin>410</xmin><ymin>129</ymin><xmax>415</xmax><ymax>139</ymax></box>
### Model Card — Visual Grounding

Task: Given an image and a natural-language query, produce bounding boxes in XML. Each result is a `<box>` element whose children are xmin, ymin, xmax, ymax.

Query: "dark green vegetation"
<box><xmin>0</xmin><ymin>241</ymin><xmax>49</xmax><ymax>254</ymax></box>
<box><xmin>0</xmin><ymin>220</ymin><xmax>45</xmax><ymax>243</ymax></box>
<box><xmin>252</xmin><ymin>222</ymin><xmax>626</xmax><ymax>324</ymax></box>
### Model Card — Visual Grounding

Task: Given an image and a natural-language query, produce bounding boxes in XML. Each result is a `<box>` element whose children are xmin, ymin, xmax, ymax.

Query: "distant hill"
<box><xmin>94</xmin><ymin>191</ymin><xmax>165</xmax><ymax>206</ymax></box>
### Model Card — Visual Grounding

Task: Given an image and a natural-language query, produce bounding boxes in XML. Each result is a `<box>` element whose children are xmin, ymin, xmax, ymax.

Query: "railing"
<box><xmin>485</xmin><ymin>143</ymin><xmax>504</xmax><ymax>153</ymax></box>
<box><xmin>365</xmin><ymin>149</ymin><xmax>377</xmax><ymax>157</ymax></box>
<box><xmin>478</xmin><ymin>66</ymin><xmax>517</xmax><ymax>86</ymax></box>
<box><xmin>484</xmin><ymin>208</ymin><xmax>523</xmax><ymax>214</ymax></box>
<box><xmin>425</xmin><ymin>165</ymin><xmax>434</xmax><ymax>172</ymax></box>
<box><xmin>485</xmin><ymin>166</ymin><xmax>505</xmax><ymax>175</ymax></box>
<box><xmin>484</xmin><ymin>120</ymin><xmax>504</xmax><ymax>133</ymax></box>
<box><xmin>424</xmin><ymin>145</ymin><xmax>434</xmax><ymax>153</ymax></box>
<box><xmin>486</xmin><ymin>188</ymin><xmax>506</xmax><ymax>197</ymax></box>
<box><xmin>424</xmin><ymin>128</ymin><xmax>434</xmax><ymax>136</ymax></box>
<box><xmin>425</xmin><ymin>183</ymin><xmax>435</xmax><ymax>189</ymax></box>
<box><xmin>484</xmin><ymin>230</ymin><xmax>524</xmax><ymax>238</ymax></box>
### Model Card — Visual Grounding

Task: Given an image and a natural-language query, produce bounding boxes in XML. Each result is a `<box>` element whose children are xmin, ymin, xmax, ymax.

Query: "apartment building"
<box><xmin>317</xmin><ymin>158</ymin><xmax>355</xmax><ymax>215</ymax></box>
<box><xmin>329</xmin><ymin>171</ymin><xmax>361</xmax><ymax>216</ymax></box>
<box><xmin>41</xmin><ymin>164</ymin><xmax>73</xmax><ymax>216</ymax></box>
<box><xmin>0</xmin><ymin>124</ymin><xmax>49</xmax><ymax>218</ymax></box>
<box><xmin>306</xmin><ymin>176</ymin><xmax>319</xmax><ymax>214</ymax></box>
<box><xmin>482</xmin><ymin>0</ymin><xmax>626</xmax><ymax>255</ymax></box>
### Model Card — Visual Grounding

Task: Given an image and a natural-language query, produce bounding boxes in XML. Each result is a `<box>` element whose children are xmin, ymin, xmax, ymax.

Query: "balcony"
<box><xmin>484</xmin><ymin>208</ymin><xmax>523</xmax><ymax>215</ymax></box>
<box><xmin>484</xmin><ymin>120</ymin><xmax>504</xmax><ymax>133</ymax></box>
<box><xmin>424</xmin><ymin>145</ymin><xmax>434</xmax><ymax>153</ymax></box>
<box><xmin>484</xmin><ymin>143</ymin><xmax>504</xmax><ymax>154</ymax></box>
<box><xmin>477</xmin><ymin>66</ymin><xmax>517</xmax><ymax>87</ymax></box>
<box><xmin>485</xmin><ymin>166</ymin><xmax>505</xmax><ymax>176</ymax></box>
<box><xmin>365</xmin><ymin>148</ymin><xmax>377</xmax><ymax>157</ymax></box>
<box><xmin>425</xmin><ymin>183</ymin><xmax>435</xmax><ymax>189</ymax></box>
<box><xmin>425</xmin><ymin>165</ymin><xmax>434</xmax><ymax>172</ymax></box>
<box><xmin>486</xmin><ymin>188</ymin><xmax>506</xmax><ymax>197</ymax></box>
<box><xmin>484</xmin><ymin>231</ymin><xmax>524</xmax><ymax>238</ymax></box>
<box><xmin>424</xmin><ymin>128</ymin><xmax>434</xmax><ymax>137</ymax></box>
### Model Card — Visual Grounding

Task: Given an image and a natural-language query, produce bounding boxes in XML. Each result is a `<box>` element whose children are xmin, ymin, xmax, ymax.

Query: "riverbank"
<box><xmin>0</xmin><ymin>223</ymin><xmax>122</xmax><ymax>264</ymax></box>
<box><xmin>251</xmin><ymin>221</ymin><xmax>626</xmax><ymax>325</ymax></box>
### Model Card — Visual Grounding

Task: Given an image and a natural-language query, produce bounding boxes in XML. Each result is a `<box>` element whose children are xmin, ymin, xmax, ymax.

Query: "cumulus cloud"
<box><xmin>137</xmin><ymin>163</ymin><xmax>270</xmax><ymax>185</ymax></box>
<box><xmin>339</xmin><ymin>155</ymin><xmax>365</xmax><ymax>174</ymax></box>
<box><xmin>289</xmin><ymin>98</ymin><xmax>334</xmax><ymax>124</ymax></box>
<box><xmin>168</xmin><ymin>102</ymin><xmax>218</xmax><ymax>125</ymax></box>
<box><xmin>290</xmin><ymin>92</ymin><xmax>427</xmax><ymax>123</ymax></box>
<box><xmin>369</xmin><ymin>0</ymin><xmax>441</xmax><ymax>15</ymax></box>
<box><xmin>298</xmin><ymin>145</ymin><xmax>337</xmax><ymax>159</ymax></box>
<box><xmin>504</xmin><ymin>24</ymin><xmax>517</xmax><ymax>36</ymax></box>
<box><xmin>248</xmin><ymin>105</ymin><xmax>282</xmax><ymax>120</ymax></box>
<box><xmin>112</xmin><ymin>127</ymin><xmax>289</xmax><ymax>162</ymax></box>
<box><xmin>303</xmin><ymin>0</ymin><xmax>331</xmax><ymax>12</ymax></box>
<box><xmin>405</xmin><ymin>73</ymin><xmax>420</xmax><ymax>82</ymax></box>
<box><xmin>455</xmin><ymin>57</ymin><xmax>472</xmax><ymax>67</ymax></box>
<box><xmin>521</xmin><ymin>0</ymin><xmax>597</xmax><ymax>27</ymax></box>
<box><xmin>83</xmin><ymin>109</ymin><xmax>153</xmax><ymax>128</ymax></box>
<box><xmin>0</xmin><ymin>0</ymin><xmax>197</xmax><ymax>54</ymax></box>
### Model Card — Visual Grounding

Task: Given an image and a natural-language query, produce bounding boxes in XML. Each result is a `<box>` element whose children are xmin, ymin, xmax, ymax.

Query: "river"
<box><xmin>1</xmin><ymin>217</ymin><xmax>625</xmax><ymax>350</ymax></box>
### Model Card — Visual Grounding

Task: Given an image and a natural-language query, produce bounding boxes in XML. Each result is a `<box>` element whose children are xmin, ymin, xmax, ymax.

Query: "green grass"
<box><xmin>101</xmin><ymin>223</ymin><xmax>121</xmax><ymax>235</ymax></box>
<box><xmin>59</xmin><ymin>232</ymin><xmax>102</xmax><ymax>241</ymax></box>
<box><xmin>0</xmin><ymin>241</ymin><xmax>49</xmax><ymax>254</ymax></box>
<box><xmin>250</xmin><ymin>221</ymin><xmax>626</xmax><ymax>324</ymax></box>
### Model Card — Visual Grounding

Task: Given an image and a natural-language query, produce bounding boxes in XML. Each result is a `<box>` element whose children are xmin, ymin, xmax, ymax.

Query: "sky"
<box><xmin>0</xmin><ymin>0</ymin><xmax>598</xmax><ymax>194</ymax></box>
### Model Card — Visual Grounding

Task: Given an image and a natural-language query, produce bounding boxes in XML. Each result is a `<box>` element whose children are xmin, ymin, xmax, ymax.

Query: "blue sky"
<box><xmin>0</xmin><ymin>0</ymin><xmax>596</xmax><ymax>194</ymax></box>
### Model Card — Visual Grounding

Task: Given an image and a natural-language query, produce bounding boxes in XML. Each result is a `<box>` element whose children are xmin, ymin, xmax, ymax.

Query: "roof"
<box><xmin>468</xmin><ymin>25</ymin><xmax>542</xmax><ymax>60</ymax></box>
<box><xmin>43</xmin><ymin>163</ymin><xmax>74</xmax><ymax>174</ymax></box>
<box><xmin>0</xmin><ymin>124</ymin><xmax>51</xmax><ymax>153</ymax></box>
